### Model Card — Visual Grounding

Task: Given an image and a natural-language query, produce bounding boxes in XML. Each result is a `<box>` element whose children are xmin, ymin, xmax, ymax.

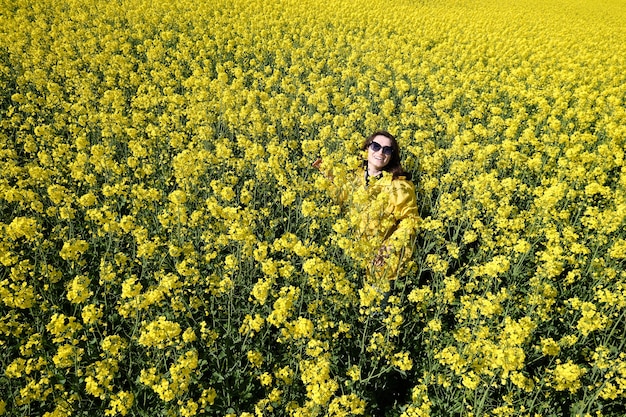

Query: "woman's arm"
<box><xmin>378</xmin><ymin>179</ymin><xmax>420</xmax><ymax>259</ymax></box>
<box><xmin>312</xmin><ymin>158</ymin><xmax>356</xmax><ymax>207</ymax></box>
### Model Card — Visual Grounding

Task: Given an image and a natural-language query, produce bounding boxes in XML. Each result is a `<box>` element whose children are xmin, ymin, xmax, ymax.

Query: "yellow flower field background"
<box><xmin>1</xmin><ymin>0</ymin><xmax>626</xmax><ymax>415</ymax></box>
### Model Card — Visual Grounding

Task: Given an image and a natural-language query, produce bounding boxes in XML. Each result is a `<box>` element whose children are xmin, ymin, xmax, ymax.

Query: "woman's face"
<box><xmin>367</xmin><ymin>134</ymin><xmax>393</xmax><ymax>173</ymax></box>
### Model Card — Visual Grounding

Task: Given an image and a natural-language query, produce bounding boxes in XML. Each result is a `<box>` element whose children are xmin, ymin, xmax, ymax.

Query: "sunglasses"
<box><xmin>369</xmin><ymin>141</ymin><xmax>394</xmax><ymax>155</ymax></box>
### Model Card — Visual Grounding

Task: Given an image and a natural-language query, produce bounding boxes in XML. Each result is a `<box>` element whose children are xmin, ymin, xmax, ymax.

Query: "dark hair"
<box><xmin>362</xmin><ymin>130</ymin><xmax>412</xmax><ymax>180</ymax></box>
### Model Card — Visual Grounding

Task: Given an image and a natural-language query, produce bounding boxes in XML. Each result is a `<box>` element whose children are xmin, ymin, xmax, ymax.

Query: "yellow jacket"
<box><xmin>333</xmin><ymin>170</ymin><xmax>419</xmax><ymax>281</ymax></box>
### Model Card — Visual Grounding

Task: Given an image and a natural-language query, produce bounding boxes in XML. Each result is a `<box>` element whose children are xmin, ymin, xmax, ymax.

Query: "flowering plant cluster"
<box><xmin>1</xmin><ymin>0</ymin><xmax>626</xmax><ymax>416</ymax></box>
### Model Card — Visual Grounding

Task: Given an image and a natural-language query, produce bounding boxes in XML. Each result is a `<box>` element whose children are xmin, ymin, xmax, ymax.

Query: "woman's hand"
<box><xmin>373</xmin><ymin>245</ymin><xmax>391</xmax><ymax>267</ymax></box>
<box><xmin>312</xmin><ymin>158</ymin><xmax>335</xmax><ymax>181</ymax></box>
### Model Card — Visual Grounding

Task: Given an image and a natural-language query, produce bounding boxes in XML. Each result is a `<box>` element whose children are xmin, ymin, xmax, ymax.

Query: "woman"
<box><xmin>314</xmin><ymin>130</ymin><xmax>419</xmax><ymax>285</ymax></box>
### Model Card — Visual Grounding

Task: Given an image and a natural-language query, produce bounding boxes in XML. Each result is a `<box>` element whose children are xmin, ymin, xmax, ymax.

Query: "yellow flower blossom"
<box><xmin>199</xmin><ymin>387</ymin><xmax>217</xmax><ymax>407</ymax></box>
<box><xmin>550</xmin><ymin>360</ymin><xmax>586</xmax><ymax>393</ymax></box>
<box><xmin>46</xmin><ymin>313</ymin><xmax>83</xmax><ymax>343</ymax></box>
<box><xmin>81</xmin><ymin>303</ymin><xmax>103</xmax><ymax>325</ymax></box>
<box><xmin>66</xmin><ymin>274</ymin><xmax>92</xmax><ymax>304</ymax></box>
<box><xmin>59</xmin><ymin>239</ymin><xmax>89</xmax><ymax>261</ymax></box>
<box><xmin>259</xmin><ymin>372</ymin><xmax>273</xmax><ymax>386</ymax></box>
<box><xmin>6</xmin><ymin>217</ymin><xmax>40</xmax><ymax>241</ymax></box>
<box><xmin>101</xmin><ymin>335</ymin><xmax>128</xmax><ymax>358</ymax></box>
<box><xmin>138</xmin><ymin>316</ymin><xmax>182</xmax><ymax>349</ymax></box>
<box><xmin>392</xmin><ymin>351</ymin><xmax>414</xmax><ymax>371</ymax></box>
<box><xmin>540</xmin><ymin>338</ymin><xmax>561</xmax><ymax>356</ymax></box>
<box><xmin>247</xmin><ymin>350</ymin><xmax>264</xmax><ymax>368</ymax></box>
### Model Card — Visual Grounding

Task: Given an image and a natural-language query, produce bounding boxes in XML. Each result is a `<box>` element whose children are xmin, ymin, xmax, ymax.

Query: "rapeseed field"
<box><xmin>1</xmin><ymin>0</ymin><xmax>625</xmax><ymax>415</ymax></box>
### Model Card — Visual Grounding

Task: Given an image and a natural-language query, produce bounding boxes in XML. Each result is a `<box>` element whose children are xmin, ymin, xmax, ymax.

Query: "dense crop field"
<box><xmin>1</xmin><ymin>0</ymin><xmax>626</xmax><ymax>415</ymax></box>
